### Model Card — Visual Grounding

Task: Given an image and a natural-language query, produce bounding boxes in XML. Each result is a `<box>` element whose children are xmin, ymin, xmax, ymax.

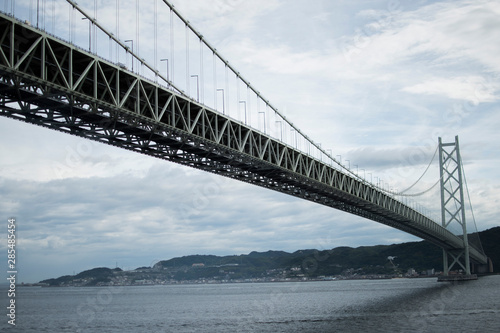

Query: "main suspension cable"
<box><xmin>399</xmin><ymin>145</ymin><xmax>439</xmax><ymax>195</ymax></box>
<box><xmin>461</xmin><ymin>158</ymin><xmax>485</xmax><ymax>255</ymax></box>
<box><xmin>373</xmin><ymin>145</ymin><xmax>440</xmax><ymax>197</ymax></box>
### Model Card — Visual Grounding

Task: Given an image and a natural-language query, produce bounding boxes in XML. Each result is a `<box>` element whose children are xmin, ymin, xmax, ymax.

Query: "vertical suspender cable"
<box><xmin>116</xmin><ymin>0</ymin><xmax>119</xmax><ymax>63</ymax></box>
<box><xmin>115</xmin><ymin>0</ymin><xmax>118</xmax><ymax>62</ymax></box>
<box><xmin>70</xmin><ymin>4</ymin><xmax>74</xmax><ymax>43</ymax></box>
<box><xmin>170</xmin><ymin>8</ymin><xmax>174</xmax><ymax>85</ymax></box>
<box><xmin>225</xmin><ymin>65</ymin><xmax>228</xmax><ymax>116</ymax></box>
<box><xmin>52</xmin><ymin>0</ymin><xmax>55</xmax><ymax>34</ymax></box>
<box><xmin>247</xmin><ymin>86</ymin><xmax>250</xmax><ymax>126</ymax></box>
<box><xmin>68</xmin><ymin>3</ymin><xmax>71</xmax><ymax>41</ymax></box>
<box><xmin>213</xmin><ymin>52</ymin><xmax>216</xmax><ymax>110</ymax></box>
<box><xmin>94</xmin><ymin>0</ymin><xmax>97</xmax><ymax>53</ymax></box>
<box><xmin>265</xmin><ymin>104</ymin><xmax>268</xmax><ymax>134</ymax></box>
<box><xmin>200</xmin><ymin>39</ymin><xmax>203</xmax><ymax>104</ymax></box>
<box><xmin>72</xmin><ymin>5</ymin><xmax>75</xmax><ymax>42</ymax></box>
<box><xmin>237</xmin><ymin>74</ymin><xmax>240</xmax><ymax>119</ymax></box>
<box><xmin>42</xmin><ymin>0</ymin><xmax>45</xmax><ymax>30</ymax></box>
<box><xmin>29</xmin><ymin>0</ymin><xmax>33</xmax><ymax>26</ymax></box>
<box><xmin>136</xmin><ymin>0</ymin><xmax>139</xmax><ymax>74</ymax></box>
<box><xmin>186</xmin><ymin>24</ymin><xmax>189</xmax><ymax>95</ymax></box>
<box><xmin>154</xmin><ymin>0</ymin><xmax>158</xmax><ymax>80</ymax></box>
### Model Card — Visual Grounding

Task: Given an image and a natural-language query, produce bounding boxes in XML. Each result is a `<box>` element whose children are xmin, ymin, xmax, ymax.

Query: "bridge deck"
<box><xmin>0</xmin><ymin>12</ymin><xmax>487</xmax><ymax>264</ymax></box>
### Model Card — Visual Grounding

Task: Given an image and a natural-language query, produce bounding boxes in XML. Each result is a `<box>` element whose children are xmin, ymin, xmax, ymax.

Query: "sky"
<box><xmin>1</xmin><ymin>0</ymin><xmax>499</xmax><ymax>283</ymax></box>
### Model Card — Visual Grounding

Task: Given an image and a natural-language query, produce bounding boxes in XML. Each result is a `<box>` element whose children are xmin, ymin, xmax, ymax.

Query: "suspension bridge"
<box><xmin>0</xmin><ymin>0</ymin><xmax>491</xmax><ymax>279</ymax></box>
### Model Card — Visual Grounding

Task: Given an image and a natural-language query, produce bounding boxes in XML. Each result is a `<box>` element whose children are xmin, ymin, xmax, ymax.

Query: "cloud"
<box><xmin>402</xmin><ymin>76</ymin><xmax>500</xmax><ymax>103</ymax></box>
<box><xmin>169</xmin><ymin>0</ymin><xmax>282</xmax><ymax>43</ymax></box>
<box><xmin>340</xmin><ymin>0</ymin><xmax>500</xmax><ymax>71</ymax></box>
<box><xmin>206</xmin><ymin>1</ymin><xmax>499</xmax><ymax>156</ymax></box>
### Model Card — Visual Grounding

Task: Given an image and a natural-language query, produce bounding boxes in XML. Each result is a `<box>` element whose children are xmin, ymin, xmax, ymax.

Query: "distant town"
<box><xmin>32</xmin><ymin>264</ymin><xmax>443</xmax><ymax>288</ymax></box>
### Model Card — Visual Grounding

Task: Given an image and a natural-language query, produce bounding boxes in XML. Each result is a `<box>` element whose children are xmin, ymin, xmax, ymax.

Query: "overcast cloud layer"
<box><xmin>1</xmin><ymin>0</ymin><xmax>499</xmax><ymax>282</ymax></box>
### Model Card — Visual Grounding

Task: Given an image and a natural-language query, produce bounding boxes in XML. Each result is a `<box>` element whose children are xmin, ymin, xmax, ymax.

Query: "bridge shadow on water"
<box><xmin>324</xmin><ymin>280</ymin><xmax>457</xmax><ymax>333</ymax></box>
<box><xmin>255</xmin><ymin>278</ymin><xmax>494</xmax><ymax>333</ymax></box>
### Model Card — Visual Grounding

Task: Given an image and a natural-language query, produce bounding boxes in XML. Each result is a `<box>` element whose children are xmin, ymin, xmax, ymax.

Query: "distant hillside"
<box><xmin>40</xmin><ymin>227</ymin><xmax>499</xmax><ymax>285</ymax></box>
<box><xmin>155</xmin><ymin>226</ymin><xmax>499</xmax><ymax>276</ymax></box>
<box><xmin>478</xmin><ymin>226</ymin><xmax>500</xmax><ymax>271</ymax></box>
<box><xmin>41</xmin><ymin>267</ymin><xmax>123</xmax><ymax>286</ymax></box>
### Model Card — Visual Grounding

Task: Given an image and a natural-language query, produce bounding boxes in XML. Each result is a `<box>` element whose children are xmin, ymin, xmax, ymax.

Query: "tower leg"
<box><xmin>442</xmin><ymin>249</ymin><xmax>449</xmax><ymax>276</ymax></box>
<box><xmin>438</xmin><ymin>136</ymin><xmax>474</xmax><ymax>281</ymax></box>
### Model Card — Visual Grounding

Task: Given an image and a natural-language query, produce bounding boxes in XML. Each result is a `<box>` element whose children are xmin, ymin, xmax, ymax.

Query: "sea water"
<box><xmin>2</xmin><ymin>275</ymin><xmax>499</xmax><ymax>332</ymax></box>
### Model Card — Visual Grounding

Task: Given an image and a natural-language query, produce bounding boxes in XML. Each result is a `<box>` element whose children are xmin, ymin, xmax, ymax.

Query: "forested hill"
<box><xmin>155</xmin><ymin>227</ymin><xmax>499</xmax><ymax>273</ymax></box>
<box><xmin>40</xmin><ymin>227</ymin><xmax>499</xmax><ymax>286</ymax></box>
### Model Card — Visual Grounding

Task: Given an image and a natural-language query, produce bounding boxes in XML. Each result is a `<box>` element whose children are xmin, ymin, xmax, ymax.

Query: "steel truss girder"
<box><xmin>0</xmin><ymin>13</ymin><xmax>487</xmax><ymax>264</ymax></box>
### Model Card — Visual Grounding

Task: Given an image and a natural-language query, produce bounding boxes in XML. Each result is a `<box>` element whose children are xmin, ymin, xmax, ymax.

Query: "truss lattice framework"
<box><xmin>439</xmin><ymin>136</ymin><xmax>474</xmax><ymax>274</ymax></box>
<box><xmin>0</xmin><ymin>13</ymin><xmax>487</xmax><ymax>264</ymax></box>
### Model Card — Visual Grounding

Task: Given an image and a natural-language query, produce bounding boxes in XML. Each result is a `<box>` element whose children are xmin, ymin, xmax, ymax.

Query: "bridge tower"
<box><xmin>438</xmin><ymin>136</ymin><xmax>474</xmax><ymax>279</ymax></box>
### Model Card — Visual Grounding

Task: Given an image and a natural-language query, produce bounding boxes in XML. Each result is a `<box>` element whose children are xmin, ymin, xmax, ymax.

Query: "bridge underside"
<box><xmin>0</xmin><ymin>71</ymin><xmax>485</xmax><ymax>263</ymax></box>
<box><xmin>0</xmin><ymin>13</ymin><xmax>487</xmax><ymax>265</ymax></box>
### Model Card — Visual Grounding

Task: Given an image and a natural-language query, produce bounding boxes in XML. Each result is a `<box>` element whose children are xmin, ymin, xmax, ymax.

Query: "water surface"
<box><xmin>2</xmin><ymin>275</ymin><xmax>499</xmax><ymax>332</ymax></box>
